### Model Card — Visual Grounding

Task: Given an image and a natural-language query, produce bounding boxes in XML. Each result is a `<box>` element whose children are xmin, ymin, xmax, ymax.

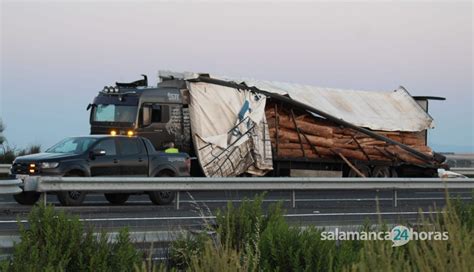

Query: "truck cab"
<box><xmin>89</xmin><ymin>77</ymin><xmax>192</xmax><ymax>153</ymax></box>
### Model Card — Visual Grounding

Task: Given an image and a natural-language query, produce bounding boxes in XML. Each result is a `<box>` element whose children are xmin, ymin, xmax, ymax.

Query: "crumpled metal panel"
<box><xmin>235</xmin><ymin>79</ymin><xmax>434</xmax><ymax>132</ymax></box>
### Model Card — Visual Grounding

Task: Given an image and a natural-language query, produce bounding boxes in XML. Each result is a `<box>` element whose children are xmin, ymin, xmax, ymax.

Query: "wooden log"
<box><xmin>402</xmin><ymin>137</ymin><xmax>425</xmax><ymax>146</ymax></box>
<box><xmin>277</xmin><ymin>149</ymin><xmax>318</xmax><ymax>158</ymax></box>
<box><xmin>385</xmin><ymin>146</ymin><xmax>429</xmax><ymax>165</ymax></box>
<box><xmin>271</xmin><ymin>128</ymin><xmax>335</xmax><ymax>148</ymax></box>
<box><xmin>276</xmin><ymin>115</ymin><xmax>334</xmax><ymax>137</ymax></box>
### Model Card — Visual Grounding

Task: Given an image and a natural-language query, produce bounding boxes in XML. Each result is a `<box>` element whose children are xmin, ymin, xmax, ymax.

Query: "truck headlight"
<box><xmin>41</xmin><ymin>162</ymin><xmax>59</xmax><ymax>169</ymax></box>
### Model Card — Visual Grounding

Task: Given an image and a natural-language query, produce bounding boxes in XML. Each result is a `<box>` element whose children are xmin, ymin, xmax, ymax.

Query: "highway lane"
<box><xmin>0</xmin><ymin>189</ymin><xmax>471</xmax><ymax>235</ymax></box>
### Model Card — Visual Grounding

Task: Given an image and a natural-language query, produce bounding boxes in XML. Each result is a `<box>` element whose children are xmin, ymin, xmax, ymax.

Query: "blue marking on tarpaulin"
<box><xmin>238</xmin><ymin>100</ymin><xmax>250</xmax><ymax>121</ymax></box>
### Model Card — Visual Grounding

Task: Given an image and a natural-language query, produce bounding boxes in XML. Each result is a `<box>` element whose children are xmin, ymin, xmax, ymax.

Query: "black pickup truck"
<box><xmin>11</xmin><ymin>135</ymin><xmax>190</xmax><ymax>206</ymax></box>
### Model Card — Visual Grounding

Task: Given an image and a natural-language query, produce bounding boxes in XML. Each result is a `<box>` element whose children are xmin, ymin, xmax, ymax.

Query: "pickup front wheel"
<box><xmin>57</xmin><ymin>191</ymin><xmax>86</xmax><ymax>206</ymax></box>
<box><xmin>13</xmin><ymin>191</ymin><xmax>40</xmax><ymax>205</ymax></box>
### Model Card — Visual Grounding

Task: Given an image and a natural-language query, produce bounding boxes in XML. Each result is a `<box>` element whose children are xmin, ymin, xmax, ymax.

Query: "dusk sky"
<box><xmin>1</xmin><ymin>1</ymin><xmax>473</xmax><ymax>152</ymax></box>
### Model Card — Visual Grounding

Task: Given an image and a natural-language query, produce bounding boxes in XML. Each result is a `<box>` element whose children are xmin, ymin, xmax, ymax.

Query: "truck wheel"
<box><xmin>149</xmin><ymin>191</ymin><xmax>175</xmax><ymax>205</ymax></box>
<box><xmin>372</xmin><ymin>166</ymin><xmax>391</xmax><ymax>177</ymax></box>
<box><xmin>57</xmin><ymin>173</ymin><xmax>86</xmax><ymax>206</ymax></box>
<box><xmin>104</xmin><ymin>193</ymin><xmax>129</xmax><ymax>205</ymax></box>
<box><xmin>13</xmin><ymin>191</ymin><xmax>40</xmax><ymax>205</ymax></box>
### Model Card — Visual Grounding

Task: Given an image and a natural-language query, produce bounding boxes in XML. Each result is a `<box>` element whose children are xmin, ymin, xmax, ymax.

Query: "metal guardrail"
<box><xmin>30</xmin><ymin>176</ymin><xmax>474</xmax><ymax>209</ymax></box>
<box><xmin>35</xmin><ymin>176</ymin><xmax>474</xmax><ymax>191</ymax></box>
<box><xmin>451</xmin><ymin>168</ymin><xmax>474</xmax><ymax>176</ymax></box>
<box><xmin>0</xmin><ymin>164</ymin><xmax>10</xmax><ymax>175</ymax></box>
<box><xmin>0</xmin><ymin>179</ymin><xmax>22</xmax><ymax>194</ymax></box>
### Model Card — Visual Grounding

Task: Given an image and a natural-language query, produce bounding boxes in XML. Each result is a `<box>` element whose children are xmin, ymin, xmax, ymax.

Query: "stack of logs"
<box><xmin>266</xmin><ymin>106</ymin><xmax>434</xmax><ymax>165</ymax></box>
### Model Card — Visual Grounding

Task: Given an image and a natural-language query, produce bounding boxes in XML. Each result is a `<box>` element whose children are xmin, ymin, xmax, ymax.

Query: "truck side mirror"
<box><xmin>90</xmin><ymin>149</ymin><xmax>106</xmax><ymax>159</ymax></box>
<box><xmin>142</xmin><ymin>106</ymin><xmax>151</xmax><ymax>127</ymax></box>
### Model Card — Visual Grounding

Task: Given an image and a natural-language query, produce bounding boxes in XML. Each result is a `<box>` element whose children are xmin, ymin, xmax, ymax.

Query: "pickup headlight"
<box><xmin>41</xmin><ymin>162</ymin><xmax>59</xmax><ymax>169</ymax></box>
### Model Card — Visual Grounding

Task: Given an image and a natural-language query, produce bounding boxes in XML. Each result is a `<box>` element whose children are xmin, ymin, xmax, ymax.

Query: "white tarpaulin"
<box><xmin>187</xmin><ymin>82</ymin><xmax>273</xmax><ymax>177</ymax></box>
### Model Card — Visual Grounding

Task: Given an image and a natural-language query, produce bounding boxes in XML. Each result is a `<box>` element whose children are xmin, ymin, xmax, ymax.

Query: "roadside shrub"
<box><xmin>216</xmin><ymin>194</ymin><xmax>266</xmax><ymax>251</ymax></box>
<box><xmin>2</xmin><ymin>204</ymin><xmax>140</xmax><ymax>272</ymax></box>
<box><xmin>169</xmin><ymin>194</ymin><xmax>362</xmax><ymax>272</ymax></box>
<box><xmin>0</xmin><ymin>146</ymin><xmax>16</xmax><ymax>164</ymax></box>
<box><xmin>0</xmin><ymin>144</ymin><xmax>41</xmax><ymax>164</ymax></box>
<box><xmin>189</xmin><ymin>240</ymin><xmax>248</xmax><ymax>272</ymax></box>
<box><xmin>168</xmin><ymin>193</ymin><xmax>473</xmax><ymax>272</ymax></box>
<box><xmin>346</xmin><ymin>199</ymin><xmax>474</xmax><ymax>271</ymax></box>
<box><xmin>259</xmin><ymin>217</ymin><xmax>361</xmax><ymax>271</ymax></box>
<box><xmin>168</xmin><ymin>231</ymin><xmax>210</xmax><ymax>270</ymax></box>
<box><xmin>16</xmin><ymin>144</ymin><xmax>41</xmax><ymax>157</ymax></box>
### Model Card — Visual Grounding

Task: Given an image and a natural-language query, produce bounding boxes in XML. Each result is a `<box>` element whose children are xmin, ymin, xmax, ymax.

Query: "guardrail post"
<box><xmin>291</xmin><ymin>190</ymin><xmax>296</xmax><ymax>208</ymax></box>
<box><xmin>175</xmin><ymin>191</ymin><xmax>180</xmax><ymax>210</ymax></box>
<box><xmin>393</xmin><ymin>189</ymin><xmax>398</xmax><ymax>208</ymax></box>
<box><xmin>40</xmin><ymin>192</ymin><xmax>47</xmax><ymax>205</ymax></box>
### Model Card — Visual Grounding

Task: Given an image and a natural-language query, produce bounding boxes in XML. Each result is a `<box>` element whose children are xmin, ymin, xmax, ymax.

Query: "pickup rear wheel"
<box><xmin>104</xmin><ymin>193</ymin><xmax>129</xmax><ymax>205</ymax></box>
<box><xmin>13</xmin><ymin>191</ymin><xmax>40</xmax><ymax>205</ymax></box>
<box><xmin>57</xmin><ymin>173</ymin><xmax>86</xmax><ymax>206</ymax></box>
<box><xmin>149</xmin><ymin>171</ymin><xmax>175</xmax><ymax>205</ymax></box>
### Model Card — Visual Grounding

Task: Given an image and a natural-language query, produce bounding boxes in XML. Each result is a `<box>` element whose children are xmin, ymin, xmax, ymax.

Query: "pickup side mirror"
<box><xmin>90</xmin><ymin>149</ymin><xmax>106</xmax><ymax>159</ymax></box>
<box><xmin>142</xmin><ymin>106</ymin><xmax>151</xmax><ymax>127</ymax></box>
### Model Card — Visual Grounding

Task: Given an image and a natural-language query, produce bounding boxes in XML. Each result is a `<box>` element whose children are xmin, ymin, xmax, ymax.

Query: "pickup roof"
<box><xmin>11</xmin><ymin>135</ymin><xmax>190</xmax><ymax>206</ymax></box>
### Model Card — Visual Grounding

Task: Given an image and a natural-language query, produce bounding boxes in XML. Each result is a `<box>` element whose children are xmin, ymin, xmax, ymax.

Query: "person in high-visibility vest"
<box><xmin>164</xmin><ymin>142</ymin><xmax>179</xmax><ymax>153</ymax></box>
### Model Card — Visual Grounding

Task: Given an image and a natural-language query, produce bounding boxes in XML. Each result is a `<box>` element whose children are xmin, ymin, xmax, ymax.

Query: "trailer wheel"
<box><xmin>13</xmin><ymin>191</ymin><xmax>40</xmax><ymax>205</ymax></box>
<box><xmin>104</xmin><ymin>193</ymin><xmax>129</xmax><ymax>205</ymax></box>
<box><xmin>372</xmin><ymin>166</ymin><xmax>391</xmax><ymax>177</ymax></box>
<box><xmin>57</xmin><ymin>173</ymin><xmax>86</xmax><ymax>206</ymax></box>
<box><xmin>149</xmin><ymin>171</ymin><xmax>175</xmax><ymax>205</ymax></box>
<box><xmin>347</xmin><ymin>164</ymin><xmax>371</xmax><ymax>177</ymax></box>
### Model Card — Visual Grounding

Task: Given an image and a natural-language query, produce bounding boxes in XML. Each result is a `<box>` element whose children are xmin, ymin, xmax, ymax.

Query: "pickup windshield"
<box><xmin>46</xmin><ymin>137</ymin><xmax>98</xmax><ymax>154</ymax></box>
<box><xmin>92</xmin><ymin>104</ymin><xmax>138</xmax><ymax>123</ymax></box>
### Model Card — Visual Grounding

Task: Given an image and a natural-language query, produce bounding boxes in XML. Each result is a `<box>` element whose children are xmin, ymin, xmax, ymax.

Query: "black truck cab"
<box><xmin>89</xmin><ymin>78</ymin><xmax>192</xmax><ymax>154</ymax></box>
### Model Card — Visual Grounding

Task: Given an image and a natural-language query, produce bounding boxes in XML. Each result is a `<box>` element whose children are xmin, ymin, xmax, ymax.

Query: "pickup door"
<box><xmin>90</xmin><ymin>138</ymin><xmax>121</xmax><ymax>176</ymax></box>
<box><xmin>116</xmin><ymin>137</ymin><xmax>148</xmax><ymax>176</ymax></box>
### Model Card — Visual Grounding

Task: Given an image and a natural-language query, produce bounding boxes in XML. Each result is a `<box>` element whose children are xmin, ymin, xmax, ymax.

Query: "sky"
<box><xmin>1</xmin><ymin>1</ymin><xmax>473</xmax><ymax>152</ymax></box>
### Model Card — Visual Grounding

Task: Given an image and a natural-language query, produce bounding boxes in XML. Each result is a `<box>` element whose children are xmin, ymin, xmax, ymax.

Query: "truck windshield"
<box><xmin>93</xmin><ymin>104</ymin><xmax>138</xmax><ymax>123</ymax></box>
<box><xmin>46</xmin><ymin>137</ymin><xmax>98</xmax><ymax>154</ymax></box>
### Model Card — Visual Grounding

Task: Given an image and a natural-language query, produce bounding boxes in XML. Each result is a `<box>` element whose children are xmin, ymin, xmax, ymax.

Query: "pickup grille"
<box><xmin>11</xmin><ymin>162</ymin><xmax>39</xmax><ymax>175</ymax></box>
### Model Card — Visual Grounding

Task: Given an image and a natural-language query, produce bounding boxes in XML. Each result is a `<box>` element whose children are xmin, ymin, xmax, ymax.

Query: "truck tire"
<box><xmin>13</xmin><ymin>191</ymin><xmax>40</xmax><ymax>205</ymax></box>
<box><xmin>149</xmin><ymin>171</ymin><xmax>175</xmax><ymax>205</ymax></box>
<box><xmin>57</xmin><ymin>173</ymin><xmax>86</xmax><ymax>206</ymax></box>
<box><xmin>372</xmin><ymin>166</ymin><xmax>391</xmax><ymax>177</ymax></box>
<box><xmin>104</xmin><ymin>193</ymin><xmax>129</xmax><ymax>205</ymax></box>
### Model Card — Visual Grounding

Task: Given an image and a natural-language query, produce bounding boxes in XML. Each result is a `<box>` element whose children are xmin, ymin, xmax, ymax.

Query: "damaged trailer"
<box><xmin>89</xmin><ymin>71</ymin><xmax>447</xmax><ymax>178</ymax></box>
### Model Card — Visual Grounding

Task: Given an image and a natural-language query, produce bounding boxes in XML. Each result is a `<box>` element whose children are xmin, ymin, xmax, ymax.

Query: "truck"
<box><xmin>11</xmin><ymin>135</ymin><xmax>190</xmax><ymax>205</ymax></box>
<box><xmin>88</xmin><ymin>71</ymin><xmax>447</xmax><ymax>178</ymax></box>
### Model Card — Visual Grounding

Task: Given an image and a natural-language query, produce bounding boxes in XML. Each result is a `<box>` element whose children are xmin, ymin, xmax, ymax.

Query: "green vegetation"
<box><xmin>0</xmin><ymin>205</ymin><xmax>141</xmax><ymax>272</ymax></box>
<box><xmin>0</xmin><ymin>144</ymin><xmax>41</xmax><ymax>164</ymax></box>
<box><xmin>0</xmin><ymin>120</ymin><xmax>41</xmax><ymax>164</ymax></box>
<box><xmin>0</xmin><ymin>194</ymin><xmax>472</xmax><ymax>271</ymax></box>
<box><xmin>168</xmin><ymin>194</ymin><xmax>474</xmax><ymax>272</ymax></box>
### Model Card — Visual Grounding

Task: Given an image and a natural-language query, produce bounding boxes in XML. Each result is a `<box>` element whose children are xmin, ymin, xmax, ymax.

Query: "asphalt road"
<box><xmin>0</xmin><ymin>189</ymin><xmax>472</xmax><ymax>235</ymax></box>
